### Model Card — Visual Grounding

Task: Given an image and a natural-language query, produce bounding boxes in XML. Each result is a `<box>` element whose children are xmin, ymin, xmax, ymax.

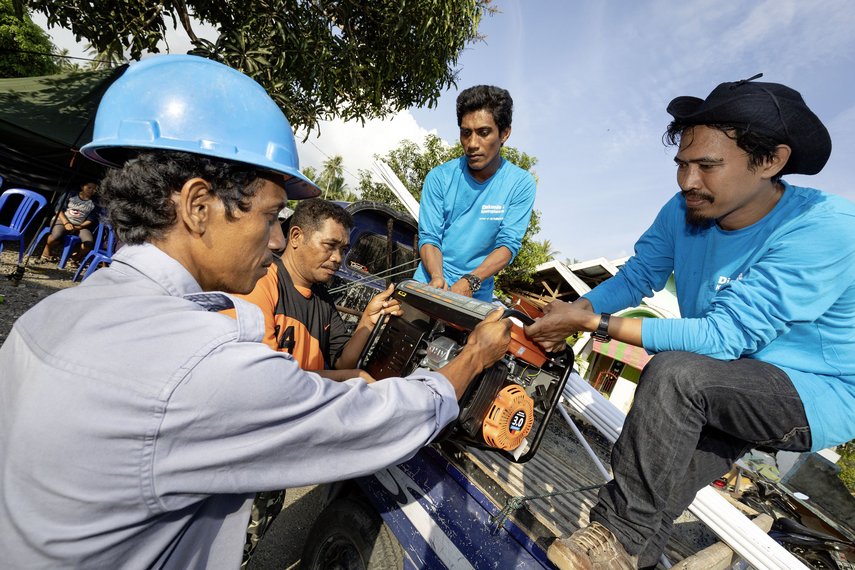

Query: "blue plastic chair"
<box><xmin>0</xmin><ymin>189</ymin><xmax>48</xmax><ymax>263</ymax></box>
<box><xmin>73</xmin><ymin>223</ymin><xmax>116</xmax><ymax>282</ymax></box>
<box><xmin>27</xmin><ymin>226</ymin><xmax>84</xmax><ymax>269</ymax></box>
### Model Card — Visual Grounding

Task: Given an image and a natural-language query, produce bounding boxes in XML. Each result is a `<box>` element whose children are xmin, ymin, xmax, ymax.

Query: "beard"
<box><xmin>685</xmin><ymin>209</ymin><xmax>715</xmax><ymax>228</ymax></box>
<box><xmin>683</xmin><ymin>192</ymin><xmax>715</xmax><ymax>228</ymax></box>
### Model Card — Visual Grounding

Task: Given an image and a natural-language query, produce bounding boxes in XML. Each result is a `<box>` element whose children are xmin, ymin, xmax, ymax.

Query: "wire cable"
<box><xmin>0</xmin><ymin>47</ymin><xmax>121</xmax><ymax>66</ymax></box>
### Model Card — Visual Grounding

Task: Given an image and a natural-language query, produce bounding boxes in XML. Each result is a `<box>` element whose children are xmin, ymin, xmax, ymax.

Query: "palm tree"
<box><xmin>53</xmin><ymin>48</ymin><xmax>80</xmax><ymax>72</ymax></box>
<box><xmin>537</xmin><ymin>239</ymin><xmax>559</xmax><ymax>262</ymax></box>
<box><xmin>84</xmin><ymin>43</ymin><xmax>125</xmax><ymax>70</ymax></box>
<box><xmin>317</xmin><ymin>155</ymin><xmax>355</xmax><ymax>201</ymax></box>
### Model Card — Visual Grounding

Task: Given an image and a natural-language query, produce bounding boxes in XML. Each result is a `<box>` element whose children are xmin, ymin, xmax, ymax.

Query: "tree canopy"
<box><xmin>16</xmin><ymin>0</ymin><xmax>494</xmax><ymax>132</ymax></box>
<box><xmin>357</xmin><ymin>134</ymin><xmax>548</xmax><ymax>294</ymax></box>
<box><xmin>1</xmin><ymin>0</ymin><xmax>61</xmax><ymax>77</ymax></box>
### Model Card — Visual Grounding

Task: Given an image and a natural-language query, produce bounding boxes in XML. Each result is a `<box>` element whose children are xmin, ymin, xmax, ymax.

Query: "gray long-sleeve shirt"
<box><xmin>0</xmin><ymin>243</ymin><xmax>458</xmax><ymax>568</ymax></box>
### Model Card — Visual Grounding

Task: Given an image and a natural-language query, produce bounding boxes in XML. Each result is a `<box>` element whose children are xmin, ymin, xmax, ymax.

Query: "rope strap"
<box><xmin>490</xmin><ymin>483</ymin><xmax>604</xmax><ymax>531</ymax></box>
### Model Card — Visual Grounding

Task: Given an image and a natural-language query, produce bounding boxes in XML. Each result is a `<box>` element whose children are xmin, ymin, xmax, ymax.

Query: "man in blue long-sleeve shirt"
<box><xmin>413</xmin><ymin>85</ymin><xmax>536</xmax><ymax>301</ymax></box>
<box><xmin>527</xmin><ymin>76</ymin><xmax>855</xmax><ymax>569</ymax></box>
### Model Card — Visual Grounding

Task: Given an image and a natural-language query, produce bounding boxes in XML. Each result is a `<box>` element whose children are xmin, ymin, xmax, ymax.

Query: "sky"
<box><xmin>36</xmin><ymin>0</ymin><xmax>855</xmax><ymax>262</ymax></box>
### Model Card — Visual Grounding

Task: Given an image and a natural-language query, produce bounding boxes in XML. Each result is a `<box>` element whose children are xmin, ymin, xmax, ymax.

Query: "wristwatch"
<box><xmin>591</xmin><ymin>313</ymin><xmax>611</xmax><ymax>343</ymax></box>
<box><xmin>461</xmin><ymin>273</ymin><xmax>482</xmax><ymax>293</ymax></box>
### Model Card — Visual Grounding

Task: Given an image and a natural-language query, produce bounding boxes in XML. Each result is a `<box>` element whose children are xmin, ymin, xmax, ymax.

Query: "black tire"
<box><xmin>299</xmin><ymin>495</ymin><xmax>403</xmax><ymax>570</ymax></box>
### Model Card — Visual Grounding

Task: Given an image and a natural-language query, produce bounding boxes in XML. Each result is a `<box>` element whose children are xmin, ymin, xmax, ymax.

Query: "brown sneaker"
<box><xmin>547</xmin><ymin>522</ymin><xmax>638</xmax><ymax>570</ymax></box>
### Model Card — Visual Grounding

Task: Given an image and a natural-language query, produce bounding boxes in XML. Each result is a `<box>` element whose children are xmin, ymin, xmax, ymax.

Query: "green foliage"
<box><xmin>357</xmin><ymin>134</ymin><xmax>459</xmax><ymax>210</ymax></box>
<box><xmin>20</xmin><ymin>0</ymin><xmax>494</xmax><ymax>132</ymax></box>
<box><xmin>0</xmin><ymin>0</ymin><xmax>60</xmax><ymax>76</ymax></box>
<box><xmin>531</xmin><ymin>239</ymin><xmax>558</xmax><ymax>262</ymax></box>
<box><xmin>302</xmin><ymin>165</ymin><xmax>318</xmax><ymax>183</ymax></box>
<box><xmin>357</xmin><ymin>134</ymin><xmax>544</xmax><ymax>291</ymax></box>
<box><xmin>838</xmin><ymin>441</ymin><xmax>855</xmax><ymax>492</ymax></box>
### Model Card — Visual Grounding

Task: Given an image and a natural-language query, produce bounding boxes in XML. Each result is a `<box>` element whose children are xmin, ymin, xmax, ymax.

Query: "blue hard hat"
<box><xmin>81</xmin><ymin>54</ymin><xmax>320</xmax><ymax>199</ymax></box>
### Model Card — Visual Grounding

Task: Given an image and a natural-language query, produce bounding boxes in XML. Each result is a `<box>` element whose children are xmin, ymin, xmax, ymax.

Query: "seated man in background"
<box><xmin>413</xmin><ymin>84</ymin><xmax>536</xmax><ymax>301</ymax></box>
<box><xmin>39</xmin><ymin>180</ymin><xmax>98</xmax><ymax>265</ymax></box>
<box><xmin>229</xmin><ymin>198</ymin><xmax>401</xmax><ymax>382</ymax></box>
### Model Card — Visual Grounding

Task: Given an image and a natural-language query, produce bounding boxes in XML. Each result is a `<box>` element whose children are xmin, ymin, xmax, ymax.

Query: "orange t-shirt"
<box><xmin>224</xmin><ymin>260</ymin><xmax>349</xmax><ymax>369</ymax></box>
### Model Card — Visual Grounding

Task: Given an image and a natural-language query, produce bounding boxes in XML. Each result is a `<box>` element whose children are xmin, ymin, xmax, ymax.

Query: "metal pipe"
<box><xmin>556</xmin><ymin>400</ymin><xmax>611</xmax><ymax>481</ymax></box>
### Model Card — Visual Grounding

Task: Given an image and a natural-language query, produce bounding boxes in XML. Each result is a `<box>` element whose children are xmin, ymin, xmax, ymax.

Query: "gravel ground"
<box><xmin>0</xmin><ymin>249</ymin><xmax>79</xmax><ymax>344</ymax></box>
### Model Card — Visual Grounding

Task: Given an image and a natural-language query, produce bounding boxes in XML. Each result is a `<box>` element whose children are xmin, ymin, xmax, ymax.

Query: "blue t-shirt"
<box><xmin>413</xmin><ymin>157</ymin><xmax>536</xmax><ymax>300</ymax></box>
<box><xmin>585</xmin><ymin>181</ymin><xmax>855</xmax><ymax>451</ymax></box>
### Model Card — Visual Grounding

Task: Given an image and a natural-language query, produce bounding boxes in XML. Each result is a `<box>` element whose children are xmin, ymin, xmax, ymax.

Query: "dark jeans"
<box><xmin>589</xmin><ymin>351</ymin><xmax>812</xmax><ymax>568</ymax></box>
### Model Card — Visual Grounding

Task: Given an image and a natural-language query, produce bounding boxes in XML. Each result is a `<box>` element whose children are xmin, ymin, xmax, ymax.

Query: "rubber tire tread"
<box><xmin>299</xmin><ymin>495</ymin><xmax>403</xmax><ymax>569</ymax></box>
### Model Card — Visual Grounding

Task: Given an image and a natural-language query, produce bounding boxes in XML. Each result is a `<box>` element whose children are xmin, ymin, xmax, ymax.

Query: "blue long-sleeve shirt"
<box><xmin>414</xmin><ymin>156</ymin><xmax>536</xmax><ymax>300</ymax></box>
<box><xmin>585</xmin><ymin>182</ymin><xmax>855</xmax><ymax>451</ymax></box>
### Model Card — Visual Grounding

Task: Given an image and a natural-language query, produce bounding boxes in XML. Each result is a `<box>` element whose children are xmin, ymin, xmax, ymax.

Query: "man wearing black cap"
<box><xmin>526</xmin><ymin>76</ymin><xmax>855</xmax><ymax>569</ymax></box>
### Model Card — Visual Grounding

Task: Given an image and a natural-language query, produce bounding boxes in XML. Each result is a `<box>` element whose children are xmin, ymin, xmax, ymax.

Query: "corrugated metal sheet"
<box><xmin>462</xmin><ymin>409</ymin><xmax>609</xmax><ymax>541</ymax></box>
<box><xmin>454</xmin><ymin>405</ymin><xmax>712</xmax><ymax>563</ymax></box>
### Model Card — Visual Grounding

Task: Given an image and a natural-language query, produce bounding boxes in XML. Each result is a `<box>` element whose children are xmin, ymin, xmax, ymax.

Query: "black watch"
<box><xmin>592</xmin><ymin>313</ymin><xmax>611</xmax><ymax>343</ymax></box>
<box><xmin>461</xmin><ymin>273</ymin><xmax>482</xmax><ymax>293</ymax></box>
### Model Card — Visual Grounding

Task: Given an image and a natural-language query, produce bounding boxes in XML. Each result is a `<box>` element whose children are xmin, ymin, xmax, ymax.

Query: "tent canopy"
<box><xmin>0</xmin><ymin>66</ymin><xmax>127</xmax><ymax>195</ymax></box>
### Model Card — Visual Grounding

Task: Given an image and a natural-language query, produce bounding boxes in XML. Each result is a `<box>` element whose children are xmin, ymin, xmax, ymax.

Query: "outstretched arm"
<box><xmin>524</xmin><ymin>297</ymin><xmax>643</xmax><ymax>352</ymax></box>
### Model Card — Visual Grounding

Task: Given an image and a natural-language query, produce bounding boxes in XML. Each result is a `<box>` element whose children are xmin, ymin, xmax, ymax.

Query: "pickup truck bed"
<box><xmin>352</xmin><ymin>408</ymin><xmax>707</xmax><ymax>568</ymax></box>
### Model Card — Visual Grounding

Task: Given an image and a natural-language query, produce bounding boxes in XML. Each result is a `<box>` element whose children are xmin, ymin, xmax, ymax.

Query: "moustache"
<box><xmin>682</xmin><ymin>191</ymin><xmax>714</xmax><ymax>203</ymax></box>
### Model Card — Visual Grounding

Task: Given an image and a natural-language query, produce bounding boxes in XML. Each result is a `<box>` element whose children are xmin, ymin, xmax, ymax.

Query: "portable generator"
<box><xmin>357</xmin><ymin>279</ymin><xmax>573</xmax><ymax>463</ymax></box>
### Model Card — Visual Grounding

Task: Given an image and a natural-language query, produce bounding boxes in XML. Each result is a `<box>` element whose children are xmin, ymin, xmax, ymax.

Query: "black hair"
<box><xmin>664</xmin><ymin>121</ymin><xmax>784</xmax><ymax>181</ymax></box>
<box><xmin>288</xmin><ymin>198</ymin><xmax>353</xmax><ymax>235</ymax></box>
<box><xmin>99</xmin><ymin>151</ymin><xmax>262</xmax><ymax>245</ymax></box>
<box><xmin>456</xmin><ymin>85</ymin><xmax>513</xmax><ymax>132</ymax></box>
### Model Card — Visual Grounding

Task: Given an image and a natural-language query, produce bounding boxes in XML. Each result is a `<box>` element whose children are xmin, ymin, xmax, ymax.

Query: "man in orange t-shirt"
<box><xmin>232</xmin><ymin>198</ymin><xmax>400</xmax><ymax>381</ymax></box>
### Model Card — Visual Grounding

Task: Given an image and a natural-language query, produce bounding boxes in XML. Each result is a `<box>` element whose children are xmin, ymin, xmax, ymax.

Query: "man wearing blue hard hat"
<box><xmin>527</xmin><ymin>76</ymin><xmax>855</xmax><ymax>569</ymax></box>
<box><xmin>0</xmin><ymin>54</ymin><xmax>512</xmax><ymax>568</ymax></box>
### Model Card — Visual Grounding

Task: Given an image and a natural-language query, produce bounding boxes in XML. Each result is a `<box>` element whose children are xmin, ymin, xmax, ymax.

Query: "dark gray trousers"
<box><xmin>589</xmin><ymin>351</ymin><xmax>812</xmax><ymax>568</ymax></box>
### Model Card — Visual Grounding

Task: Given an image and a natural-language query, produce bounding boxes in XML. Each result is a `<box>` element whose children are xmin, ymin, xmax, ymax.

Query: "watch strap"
<box><xmin>592</xmin><ymin>312</ymin><xmax>611</xmax><ymax>343</ymax></box>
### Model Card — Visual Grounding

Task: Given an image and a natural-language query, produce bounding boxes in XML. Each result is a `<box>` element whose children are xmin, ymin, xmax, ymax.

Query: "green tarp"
<box><xmin>0</xmin><ymin>65</ymin><xmax>126</xmax><ymax>195</ymax></box>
